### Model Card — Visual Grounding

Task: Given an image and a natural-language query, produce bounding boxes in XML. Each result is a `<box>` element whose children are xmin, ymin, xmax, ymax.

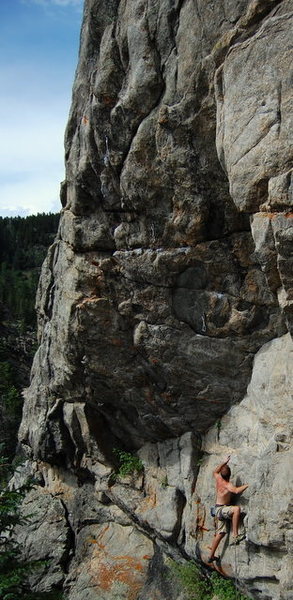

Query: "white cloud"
<box><xmin>0</xmin><ymin>89</ymin><xmax>67</xmax><ymax>216</ymax></box>
<box><xmin>1</xmin><ymin>1</ymin><xmax>82</xmax><ymax>217</ymax></box>
<box><xmin>0</xmin><ymin>207</ymin><xmax>31</xmax><ymax>218</ymax></box>
<box><xmin>0</xmin><ymin>100</ymin><xmax>66</xmax><ymax>174</ymax></box>
<box><xmin>0</xmin><ymin>170</ymin><xmax>62</xmax><ymax>216</ymax></box>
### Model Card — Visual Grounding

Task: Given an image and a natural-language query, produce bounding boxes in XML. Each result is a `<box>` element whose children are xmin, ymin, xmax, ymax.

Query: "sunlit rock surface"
<box><xmin>17</xmin><ymin>0</ymin><xmax>292</xmax><ymax>598</ymax></box>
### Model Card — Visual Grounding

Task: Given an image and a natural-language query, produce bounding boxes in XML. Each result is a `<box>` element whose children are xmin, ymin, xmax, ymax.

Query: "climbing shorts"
<box><xmin>215</xmin><ymin>505</ymin><xmax>233</xmax><ymax>535</ymax></box>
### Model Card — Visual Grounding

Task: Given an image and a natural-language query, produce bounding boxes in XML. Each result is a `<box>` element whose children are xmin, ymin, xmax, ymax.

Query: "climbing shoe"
<box><xmin>207</xmin><ymin>556</ymin><xmax>221</xmax><ymax>564</ymax></box>
<box><xmin>230</xmin><ymin>533</ymin><xmax>246</xmax><ymax>545</ymax></box>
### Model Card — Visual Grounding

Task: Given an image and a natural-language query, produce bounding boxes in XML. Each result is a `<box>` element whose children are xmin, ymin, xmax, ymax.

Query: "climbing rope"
<box><xmin>234</xmin><ymin>542</ymin><xmax>239</xmax><ymax>600</ymax></box>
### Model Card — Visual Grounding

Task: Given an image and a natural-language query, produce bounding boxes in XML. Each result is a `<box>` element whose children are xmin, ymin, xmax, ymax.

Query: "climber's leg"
<box><xmin>207</xmin><ymin>532</ymin><xmax>225</xmax><ymax>562</ymax></box>
<box><xmin>231</xmin><ymin>505</ymin><xmax>241</xmax><ymax>537</ymax></box>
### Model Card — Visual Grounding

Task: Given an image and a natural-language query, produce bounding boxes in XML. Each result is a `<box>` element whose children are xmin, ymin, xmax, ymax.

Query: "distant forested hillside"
<box><xmin>0</xmin><ymin>213</ymin><xmax>59</xmax><ymax>326</ymax></box>
<box><xmin>0</xmin><ymin>212</ymin><xmax>60</xmax><ymax>459</ymax></box>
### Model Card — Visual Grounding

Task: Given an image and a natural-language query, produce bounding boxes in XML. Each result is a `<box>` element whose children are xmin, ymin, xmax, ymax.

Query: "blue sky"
<box><xmin>0</xmin><ymin>0</ymin><xmax>83</xmax><ymax>217</ymax></box>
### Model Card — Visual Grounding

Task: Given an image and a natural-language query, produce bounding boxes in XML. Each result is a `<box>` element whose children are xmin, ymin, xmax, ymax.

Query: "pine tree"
<box><xmin>0</xmin><ymin>453</ymin><xmax>64</xmax><ymax>600</ymax></box>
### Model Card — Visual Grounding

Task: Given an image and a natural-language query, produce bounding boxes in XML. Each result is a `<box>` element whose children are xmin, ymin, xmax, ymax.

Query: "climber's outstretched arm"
<box><xmin>213</xmin><ymin>455</ymin><xmax>231</xmax><ymax>477</ymax></box>
<box><xmin>226</xmin><ymin>482</ymin><xmax>249</xmax><ymax>495</ymax></box>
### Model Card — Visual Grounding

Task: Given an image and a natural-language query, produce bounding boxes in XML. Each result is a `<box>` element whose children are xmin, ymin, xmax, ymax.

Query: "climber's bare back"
<box><xmin>214</xmin><ymin>473</ymin><xmax>233</xmax><ymax>505</ymax></box>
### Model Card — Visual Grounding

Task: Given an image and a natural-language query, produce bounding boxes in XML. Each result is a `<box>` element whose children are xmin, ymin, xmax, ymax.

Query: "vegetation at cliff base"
<box><xmin>169</xmin><ymin>559</ymin><xmax>210</xmax><ymax>599</ymax></box>
<box><xmin>169</xmin><ymin>559</ymin><xmax>251</xmax><ymax>600</ymax></box>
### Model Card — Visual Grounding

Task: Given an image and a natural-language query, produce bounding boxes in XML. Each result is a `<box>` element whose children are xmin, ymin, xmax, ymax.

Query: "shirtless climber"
<box><xmin>208</xmin><ymin>455</ymin><xmax>249</xmax><ymax>564</ymax></box>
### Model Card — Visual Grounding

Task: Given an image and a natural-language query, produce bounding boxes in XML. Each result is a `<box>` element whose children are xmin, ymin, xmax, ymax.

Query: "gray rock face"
<box><xmin>16</xmin><ymin>0</ymin><xmax>292</xmax><ymax>599</ymax></box>
<box><xmin>216</xmin><ymin>8</ymin><xmax>293</xmax><ymax>213</ymax></box>
<box><xmin>198</xmin><ymin>333</ymin><xmax>293</xmax><ymax>599</ymax></box>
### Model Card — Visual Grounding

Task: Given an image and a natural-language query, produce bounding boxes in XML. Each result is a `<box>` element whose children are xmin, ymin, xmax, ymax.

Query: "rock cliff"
<box><xmin>16</xmin><ymin>1</ymin><xmax>292</xmax><ymax>599</ymax></box>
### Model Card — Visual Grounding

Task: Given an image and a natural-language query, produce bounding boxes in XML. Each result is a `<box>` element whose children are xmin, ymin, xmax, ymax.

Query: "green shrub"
<box><xmin>211</xmin><ymin>572</ymin><xmax>250</xmax><ymax>600</ymax></box>
<box><xmin>161</xmin><ymin>475</ymin><xmax>168</xmax><ymax>488</ymax></box>
<box><xmin>169</xmin><ymin>559</ymin><xmax>210</xmax><ymax>600</ymax></box>
<box><xmin>113</xmin><ymin>449</ymin><xmax>143</xmax><ymax>478</ymax></box>
<box><xmin>169</xmin><ymin>559</ymin><xmax>251</xmax><ymax>600</ymax></box>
